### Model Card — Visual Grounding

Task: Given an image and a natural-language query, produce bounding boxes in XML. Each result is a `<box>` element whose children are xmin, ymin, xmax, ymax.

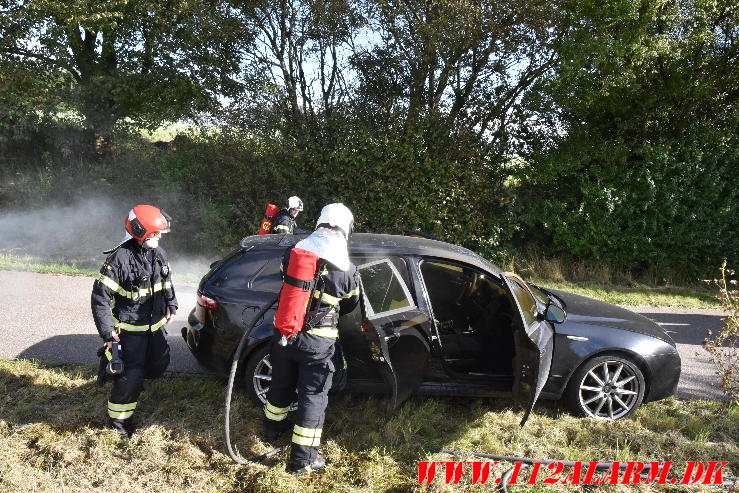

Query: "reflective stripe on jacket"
<box><xmin>91</xmin><ymin>240</ymin><xmax>178</xmax><ymax>340</ymax></box>
<box><xmin>272</xmin><ymin>209</ymin><xmax>297</xmax><ymax>234</ymax></box>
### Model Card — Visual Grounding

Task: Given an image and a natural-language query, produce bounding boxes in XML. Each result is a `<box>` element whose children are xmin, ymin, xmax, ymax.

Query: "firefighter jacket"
<box><xmin>272</xmin><ymin>209</ymin><xmax>298</xmax><ymax>234</ymax></box>
<box><xmin>91</xmin><ymin>240</ymin><xmax>178</xmax><ymax>341</ymax></box>
<box><xmin>282</xmin><ymin>248</ymin><xmax>360</xmax><ymax>334</ymax></box>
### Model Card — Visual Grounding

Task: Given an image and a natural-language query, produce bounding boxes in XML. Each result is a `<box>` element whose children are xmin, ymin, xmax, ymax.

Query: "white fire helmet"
<box><xmin>287</xmin><ymin>196</ymin><xmax>303</xmax><ymax>211</ymax></box>
<box><xmin>315</xmin><ymin>203</ymin><xmax>354</xmax><ymax>239</ymax></box>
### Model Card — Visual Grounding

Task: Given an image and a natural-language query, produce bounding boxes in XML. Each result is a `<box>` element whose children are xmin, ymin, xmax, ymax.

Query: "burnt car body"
<box><xmin>183</xmin><ymin>233</ymin><xmax>681</xmax><ymax>422</ymax></box>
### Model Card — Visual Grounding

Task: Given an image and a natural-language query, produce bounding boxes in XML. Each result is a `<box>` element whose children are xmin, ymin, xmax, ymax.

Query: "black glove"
<box><xmin>96</xmin><ymin>346</ymin><xmax>108</xmax><ymax>387</ymax></box>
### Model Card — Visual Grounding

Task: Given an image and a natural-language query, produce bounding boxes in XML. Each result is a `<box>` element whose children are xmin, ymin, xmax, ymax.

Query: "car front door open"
<box><xmin>503</xmin><ymin>272</ymin><xmax>554</xmax><ymax>426</ymax></box>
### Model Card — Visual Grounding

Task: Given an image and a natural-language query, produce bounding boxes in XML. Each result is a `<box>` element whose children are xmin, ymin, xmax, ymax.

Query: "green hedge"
<box><xmin>0</xmin><ymin>122</ymin><xmax>735</xmax><ymax>280</ymax></box>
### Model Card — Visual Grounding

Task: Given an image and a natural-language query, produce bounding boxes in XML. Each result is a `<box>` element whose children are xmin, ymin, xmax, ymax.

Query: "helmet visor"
<box><xmin>160</xmin><ymin>210</ymin><xmax>172</xmax><ymax>233</ymax></box>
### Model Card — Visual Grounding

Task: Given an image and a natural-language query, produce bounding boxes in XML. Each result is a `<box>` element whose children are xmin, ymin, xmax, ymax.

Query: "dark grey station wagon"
<box><xmin>183</xmin><ymin>233</ymin><xmax>681</xmax><ymax>423</ymax></box>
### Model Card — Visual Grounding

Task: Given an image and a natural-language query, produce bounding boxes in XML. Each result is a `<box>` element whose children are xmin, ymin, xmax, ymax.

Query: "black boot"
<box><xmin>107</xmin><ymin>418</ymin><xmax>130</xmax><ymax>439</ymax></box>
<box><xmin>288</xmin><ymin>453</ymin><xmax>326</xmax><ymax>475</ymax></box>
<box><xmin>263</xmin><ymin>419</ymin><xmax>292</xmax><ymax>443</ymax></box>
<box><xmin>264</xmin><ymin>427</ymin><xmax>286</xmax><ymax>443</ymax></box>
<box><xmin>124</xmin><ymin>418</ymin><xmax>137</xmax><ymax>436</ymax></box>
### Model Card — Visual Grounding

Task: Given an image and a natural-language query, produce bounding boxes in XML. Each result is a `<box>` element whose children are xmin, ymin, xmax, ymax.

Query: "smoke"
<box><xmin>0</xmin><ymin>197</ymin><xmax>214</xmax><ymax>279</ymax></box>
<box><xmin>0</xmin><ymin>197</ymin><xmax>121</xmax><ymax>259</ymax></box>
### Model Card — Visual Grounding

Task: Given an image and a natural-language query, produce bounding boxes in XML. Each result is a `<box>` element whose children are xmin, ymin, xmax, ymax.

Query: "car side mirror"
<box><xmin>544</xmin><ymin>304</ymin><xmax>566</xmax><ymax>323</ymax></box>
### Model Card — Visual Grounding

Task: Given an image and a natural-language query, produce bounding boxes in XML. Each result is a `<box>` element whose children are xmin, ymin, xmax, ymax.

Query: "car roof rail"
<box><xmin>401</xmin><ymin>228</ymin><xmax>444</xmax><ymax>242</ymax></box>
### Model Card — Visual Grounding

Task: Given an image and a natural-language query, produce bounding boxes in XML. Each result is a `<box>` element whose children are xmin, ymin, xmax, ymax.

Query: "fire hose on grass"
<box><xmin>224</xmin><ymin>248</ymin><xmax>322</xmax><ymax>465</ymax></box>
<box><xmin>224</xmin><ymin>297</ymin><xmax>282</xmax><ymax>465</ymax></box>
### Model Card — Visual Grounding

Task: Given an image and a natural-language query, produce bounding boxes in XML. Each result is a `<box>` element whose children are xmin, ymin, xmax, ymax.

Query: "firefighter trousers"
<box><xmin>107</xmin><ymin>329</ymin><xmax>170</xmax><ymax>423</ymax></box>
<box><xmin>264</xmin><ymin>332</ymin><xmax>335</xmax><ymax>467</ymax></box>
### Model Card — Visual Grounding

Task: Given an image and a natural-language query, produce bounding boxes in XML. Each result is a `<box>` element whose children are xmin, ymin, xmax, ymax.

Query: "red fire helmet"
<box><xmin>124</xmin><ymin>205</ymin><xmax>171</xmax><ymax>241</ymax></box>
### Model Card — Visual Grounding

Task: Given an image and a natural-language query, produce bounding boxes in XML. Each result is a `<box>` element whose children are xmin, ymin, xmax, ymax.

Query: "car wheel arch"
<box><xmin>238</xmin><ymin>338</ymin><xmax>270</xmax><ymax>370</ymax></box>
<box><xmin>561</xmin><ymin>349</ymin><xmax>652</xmax><ymax>402</ymax></box>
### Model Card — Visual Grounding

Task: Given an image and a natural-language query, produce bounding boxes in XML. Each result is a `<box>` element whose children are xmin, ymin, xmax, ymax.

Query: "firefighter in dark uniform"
<box><xmin>91</xmin><ymin>204</ymin><xmax>178</xmax><ymax>438</ymax></box>
<box><xmin>272</xmin><ymin>196</ymin><xmax>304</xmax><ymax>234</ymax></box>
<box><xmin>264</xmin><ymin>203</ymin><xmax>359</xmax><ymax>475</ymax></box>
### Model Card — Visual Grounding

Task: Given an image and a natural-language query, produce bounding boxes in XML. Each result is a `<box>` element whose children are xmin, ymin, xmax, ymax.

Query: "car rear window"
<box><xmin>206</xmin><ymin>249</ymin><xmax>282</xmax><ymax>293</ymax></box>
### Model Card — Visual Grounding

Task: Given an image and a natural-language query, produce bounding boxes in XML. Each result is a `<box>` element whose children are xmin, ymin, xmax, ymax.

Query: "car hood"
<box><xmin>550</xmin><ymin>289</ymin><xmax>676</xmax><ymax>346</ymax></box>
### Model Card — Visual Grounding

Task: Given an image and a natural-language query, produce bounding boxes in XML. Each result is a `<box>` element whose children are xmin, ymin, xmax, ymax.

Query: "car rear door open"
<box><xmin>357</xmin><ymin>258</ymin><xmax>431</xmax><ymax>407</ymax></box>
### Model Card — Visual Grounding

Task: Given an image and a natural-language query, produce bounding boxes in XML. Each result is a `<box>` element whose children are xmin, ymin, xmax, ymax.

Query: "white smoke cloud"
<box><xmin>0</xmin><ymin>197</ymin><xmax>122</xmax><ymax>260</ymax></box>
<box><xmin>0</xmin><ymin>197</ymin><xmax>214</xmax><ymax>279</ymax></box>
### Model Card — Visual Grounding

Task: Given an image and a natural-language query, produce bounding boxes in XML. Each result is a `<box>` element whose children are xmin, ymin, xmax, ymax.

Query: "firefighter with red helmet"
<box><xmin>263</xmin><ymin>203</ymin><xmax>359</xmax><ymax>475</ymax></box>
<box><xmin>91</xmin><ymin>205</ymin><xmax>178</xmax><ymax>438</ymax></box>
<box><xmin>272</xmin><ymin>196</ymin><xmax>305</xmax><ymax>234</ymax></box>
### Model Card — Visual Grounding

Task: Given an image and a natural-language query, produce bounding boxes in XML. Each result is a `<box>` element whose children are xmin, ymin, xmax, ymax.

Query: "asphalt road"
<box><xmin>0</xmin><ymin>270</ymin><xmax>732</xmax><ymax>400</ymax></box>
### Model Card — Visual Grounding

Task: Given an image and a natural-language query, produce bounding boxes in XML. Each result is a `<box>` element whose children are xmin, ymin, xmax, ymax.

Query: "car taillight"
<box><xmin>197</xmin><ymin>292</ymin><xmax>218</xmax><ymax>310</ymax></box>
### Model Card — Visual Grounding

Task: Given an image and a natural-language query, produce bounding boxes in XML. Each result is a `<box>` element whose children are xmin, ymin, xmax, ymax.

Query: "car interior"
<box><xmin>420</xmin><ymin>260</ymin><xmax>517</xmax><ymax>379</ymax></box>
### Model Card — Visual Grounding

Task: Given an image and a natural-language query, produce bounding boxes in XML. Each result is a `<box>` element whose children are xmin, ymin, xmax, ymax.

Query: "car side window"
<box><xmin>358</xmin><ymin>259</ymin><xmax>416</xmax><ymax>319</ymax></box>
<box><xmin>508</xmin><ymin>278</ymin><xmax>538</xmax><ymax>326</ymax></box>
<box><xmin>249</xmin><ymin>257</ymin><xmax>283</xmax><ymax>291</ymax></box>
<box><xmin>208</xmin><ymin>251</ymin><xmax>278</xmax><ymax>291</ymax></box>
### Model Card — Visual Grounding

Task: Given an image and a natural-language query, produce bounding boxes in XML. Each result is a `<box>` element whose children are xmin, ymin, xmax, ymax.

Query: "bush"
<box><xmin>703</xmin><ymin>261</ymin><xmax>739</xmax><ymax>403</ymax></box>
<box><xmin>510</xmin><ymin>126</ymin><xmax>739</xmax><ymax>281</ymax></box>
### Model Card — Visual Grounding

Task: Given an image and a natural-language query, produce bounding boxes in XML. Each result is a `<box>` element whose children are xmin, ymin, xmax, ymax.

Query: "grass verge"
<box><xmin>0</xmin><ymin>252</ymin><xmax>206</xmax><ymax>283</ymax></box>
<box><xmin>536</xmin><ymin>280</ymin><xmax>720</xmax><ymax>309</ymax></box>
<box><xmin>0</xmin><ymin>252</ymin><xmax>98</xmax><ymax>276</ymax></box>
<box><xmin>0</xmin><ymin>359</ymin><xmax>737</xmax><ymax>492</ymax></box>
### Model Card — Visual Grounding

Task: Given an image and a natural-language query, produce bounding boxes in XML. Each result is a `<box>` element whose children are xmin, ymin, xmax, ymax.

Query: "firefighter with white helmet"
<box><xmin>91</xmin><ymin>204</ymin><xmax>178</xmax><ymax>438</ymax></box>
<box><xmin>263</xmin><ymin>203</ymin><xmax>359</xmax><ymax>474</ymax></box>
<box><xmin>272</xmin><ymin>196</ymin><xmax>304</xmax><ymax>234</ymax></box>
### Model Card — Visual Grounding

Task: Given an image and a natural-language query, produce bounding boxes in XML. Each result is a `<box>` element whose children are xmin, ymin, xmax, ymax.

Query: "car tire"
<box><xmin>565</xmin><ymin>354</ymin><xmax>646</xmax><ymax>420</ymax></box>
<box><xmin>243</xmin><ymin>343</ymin><xmax>273</xmax><ymax>407</ymax></box>
<box><xmin>243</xmin><ymin>343</ymin><xmax>299</xmax><ymax>411</ymax></box>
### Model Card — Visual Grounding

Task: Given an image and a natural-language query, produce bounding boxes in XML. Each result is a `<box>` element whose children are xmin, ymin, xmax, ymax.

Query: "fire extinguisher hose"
<box><xmin>224</xmin><ymin>297</ymin><xmax>281</xmax><ymax>465</ymax></box>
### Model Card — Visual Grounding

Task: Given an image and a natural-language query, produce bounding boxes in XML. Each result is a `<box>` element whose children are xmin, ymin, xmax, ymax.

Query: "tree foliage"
<box><xmin>1</xmin><ymin>0</ymin><xmax>737</xmax><ymax>277</ymax></box>
<box><xmin>0</xmin><ymin>0</ymin><xmax>249</xmax><ymax>138</ymax></box>
<box><xmin>512</xmin><ymin>0</ymin><xmax>739</xmax><ymax>275</ymax></box>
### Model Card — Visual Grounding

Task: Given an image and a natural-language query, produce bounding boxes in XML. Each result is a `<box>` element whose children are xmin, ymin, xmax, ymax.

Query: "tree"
<box><xmin>351</xmin><ymin>0</ymin><xmax>565</xmax><ymax>151</ymax></box>
<box><xmin>229</xmin><ymin>0</ymin><xmax>362</xmax><ymax>140</ymax></box>
<box><xmin>0</xmin><ymin>0</ymin><xmax>251</xmax><ymax>141</ymax></box>
<box><xmin>512</xmin><ymin>0</ymin><xmax>739</xmax><ymax>276</ymax></box>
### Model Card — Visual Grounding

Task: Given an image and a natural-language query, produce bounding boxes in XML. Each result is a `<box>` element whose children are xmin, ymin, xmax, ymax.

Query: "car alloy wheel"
<box><xmin>252</xmin><ymin>353</ymin><xmax>272</xmax><ymax>404</ymax></box>
<box><xmin>566</xmin><ymin>355</ymin><xmax>645</xmax><ymax>420</ymax></box>
<box><xmin>243</xmin><ymin>344</ymin><xmax>297</xmax><ymax>410</ymax></box>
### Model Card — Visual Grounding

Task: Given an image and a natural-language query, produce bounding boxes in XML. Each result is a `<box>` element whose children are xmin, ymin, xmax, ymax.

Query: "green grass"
<box><xmin>0</xmin><ymin>252</ymin><xmax>98</xmax><ymax>276</ymax></box>
<box><xmin>0</xmin><ymin>252</ymin><xmax>206</xmax><ymax>283</ymax></box>
<box><xmin>536</xmin><ymin>280</ymin><xmax>720</xmax><ymax>309</ymax></box>
<box><xmin>0</xmin><ymin>359</ymin><xmax>737</xmax><ymax>492</ymax></box>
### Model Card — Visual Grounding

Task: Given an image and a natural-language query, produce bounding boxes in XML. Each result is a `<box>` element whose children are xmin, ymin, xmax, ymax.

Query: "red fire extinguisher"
<box><xmin>258</xmin><ymin>204</ymin><xmax>280</xmax><ymax>235</ymax></box>
<box><xmin>273</xmin><ymin>248</ymin><xmax>320</xmax><ymax>338</ymax></box>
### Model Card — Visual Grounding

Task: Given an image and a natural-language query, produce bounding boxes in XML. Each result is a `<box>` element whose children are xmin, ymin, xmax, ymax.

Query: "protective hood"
<box><xmin>103</xmin><ymin>232</ymin><xmax>134</xmax><ymax>255</ymax></box>
<box><xmin>295</xmin><ymin>228</ymin><xmax>350</xmax><ymax>271</ymax></box>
